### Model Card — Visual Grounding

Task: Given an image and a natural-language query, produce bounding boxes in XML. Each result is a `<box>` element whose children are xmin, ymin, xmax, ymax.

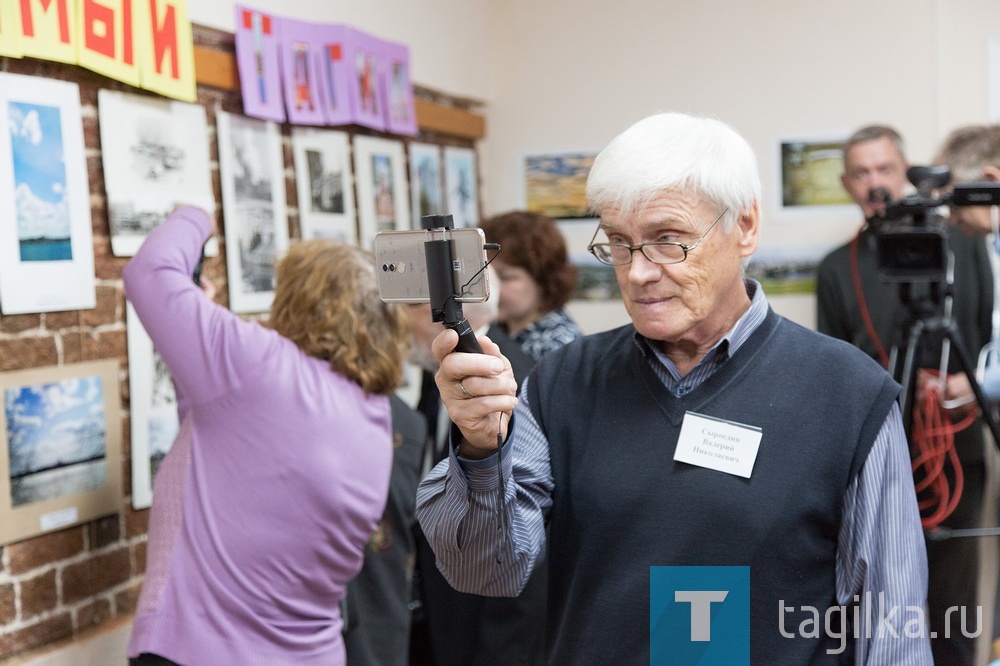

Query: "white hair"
<box><xmin>586</xmin><ymin>112</ymin><xmax>762</xmax><ymax>232</ymax></box>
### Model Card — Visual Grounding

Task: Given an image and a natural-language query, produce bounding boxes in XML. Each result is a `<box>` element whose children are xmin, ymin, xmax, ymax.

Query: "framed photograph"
<box><xmin>557</xmin><ymin>218</ymin><xmax>620</xmax><ymax>302</ymax></box>
<box><xmin>444</xmin><ymin>146</ymin><xmax>478</xmax><ymax>228</ymax></box>
<box><xmin>291</xmin><ymin>127</ymin><xmax>357</xmax><ymax>243</ymax></box>
<box><xmin>126</xmin><ymin>302</ymin><xmax>179</xmax><ymax>511</ymax></box>
<box><xmin>776</xmin><ymin>135</ymin><xmax>854</xmax><ymax>219</ymax></box>
<box><xmin>408</xmin><ymin>142</ymin><xmax>444</xmax><ymax>229</ymax></box>
<box><xmin>524</xmin><ymin>153</ymin><xmax>597</xmax><ymax>219</ymax></box>
<box><xmin>98</xmin><ymin>89</ymin><xmax>216</xmax><ymax>257</ymax></box>
<box><xmin>217</xmin><ymin>111</ymin><xmax>289</xmax><ymax>313</ymax></box>
<box><xmin>353</xmin><ymin>135</ymin><xmax>410</xmax><ymax>248</ymax></box>
<box><xmin>0</xmin><ymin>359</ymin><xmax>122</xmax><ymax>545</ymax></box>
<box><xmin>0</xmin><ymin>73</ymin><xmax>95</xmax><ymax>315</ymax></box>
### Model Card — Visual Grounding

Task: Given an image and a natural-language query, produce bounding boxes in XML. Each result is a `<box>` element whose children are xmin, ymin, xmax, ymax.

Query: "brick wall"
<box><xmin>0</xmin><ymin>28</ymin><xmax>475</xmax><ymax>662</ymax></box>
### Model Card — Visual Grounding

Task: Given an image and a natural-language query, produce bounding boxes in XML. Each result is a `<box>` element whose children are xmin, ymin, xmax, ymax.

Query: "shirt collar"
<box><xmin>635</xmin><ymin>278</ymin><xmax>769</xmax><ymax>374</ymax></box>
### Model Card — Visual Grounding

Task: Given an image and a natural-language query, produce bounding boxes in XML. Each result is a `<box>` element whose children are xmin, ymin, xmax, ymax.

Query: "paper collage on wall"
<box><xmin>776</xmin><ymin>136</ymin><xmax>854</xmax><ymax>218</ymax></box>
<box><xmin>0</xmin><ymin>73</ymin><xmax>95</xmax><ymax>315</ymax></box>
<box><xmin>0</xmin><ymin>360</ymin><xmax>122</xmax><ymax>545</ymax></box>
<box><xmin>353</xmin><ymin>135</ymin><xmax>410</xmax><ymax>248</ymax></box>
<box><xmin>408</xmin><ymin>142</ymin><xmax>444</xmax><ymax>229</ymax></box>
<box><xmin>444</xmin><ymin>146</ymin><xmax>478</xmax><ymax>228</ymax></box>
<box><xmin>126</xmin><ymin>303</ymin><xmax>179</xmax><ymax>511</ymax></box>
<box><xmin>98</xmin><ymin>89</ymin><xmax>217</xmax><ymax>256</ymax></box>
<box><xmin>291</xmin><ymin>128</ymin><xmax>357</xmax><ymax>243</ymax></box>
<box><xmin>217</xmin><ymin>111</ymin><xmax>289</xmax><ymax>313</ymax></box>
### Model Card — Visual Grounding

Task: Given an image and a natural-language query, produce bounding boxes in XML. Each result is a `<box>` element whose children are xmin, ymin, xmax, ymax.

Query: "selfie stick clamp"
<box><xmin>422</xmin><ymin>214</ymin><xmax>483</xmax><ymax>354</ymax></box>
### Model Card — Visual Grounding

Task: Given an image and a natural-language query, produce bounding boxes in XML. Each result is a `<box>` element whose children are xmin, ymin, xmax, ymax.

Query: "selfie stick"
<box><xmin>422</xmin><ymin>214</ymin><xmax>483</xmax><ymax>354</ymax></box>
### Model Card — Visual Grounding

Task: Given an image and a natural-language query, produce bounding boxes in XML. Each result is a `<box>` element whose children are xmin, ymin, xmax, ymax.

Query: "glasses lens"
<box><xmin>643</xmin><ymin>243</ymin><xmax>685</xmax><ymax>264</ymax></box>
<box><xmin>592</xmin><ymin>244</ymin><xmax>627</xmax><ymax>265</ymax></box>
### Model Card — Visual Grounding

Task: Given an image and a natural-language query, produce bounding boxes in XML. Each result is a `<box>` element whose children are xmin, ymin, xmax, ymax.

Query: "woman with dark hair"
<box><xmin>124</xmin><ymin>206</ymin><xmax>409</xmax><ymax>666</ymax></box>
<box><xmin>478</xmin><ymin>211</ymin><xmax>582</xmax><ymax>360</ymax></box>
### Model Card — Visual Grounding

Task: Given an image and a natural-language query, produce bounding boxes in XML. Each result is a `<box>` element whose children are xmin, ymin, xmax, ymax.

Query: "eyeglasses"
<box><xmin>587</xmin><ymin>208</ymin><xmax>729</xmax><ymax>266</ymax></box>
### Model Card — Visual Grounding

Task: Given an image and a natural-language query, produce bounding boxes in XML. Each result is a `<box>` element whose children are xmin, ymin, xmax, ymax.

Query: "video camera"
<box><xmin>872</xmin><ymin>165</ymin><xmax>1000</xmax><ymax>282</ymax></box>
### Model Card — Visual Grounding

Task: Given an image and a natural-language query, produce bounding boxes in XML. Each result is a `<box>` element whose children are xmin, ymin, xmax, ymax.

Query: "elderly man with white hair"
<box><xmin>416</xmin><ymin>112</ymin><xmax>931</xmax><ymax>665</ymax></box>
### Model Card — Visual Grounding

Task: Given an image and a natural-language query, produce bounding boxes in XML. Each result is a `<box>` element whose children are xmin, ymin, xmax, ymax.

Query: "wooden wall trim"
<box><xmin>192</xmin><ymin>44</ymin><xmax>485</xmax><ymax>140</ymax></box>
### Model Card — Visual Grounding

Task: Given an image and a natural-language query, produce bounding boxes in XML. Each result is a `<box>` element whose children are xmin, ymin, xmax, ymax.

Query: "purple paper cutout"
<box><xmin>382</xmin><ymin>39</ymin><xmax>417</xmax><ymax>136</ymax></box>
<box><xmin>315</xmin><ymin>24</ymin><xmax>353</xmax><ymax>126</ymax></box>
<box><xmin>234</xmin><ymin>5</ymin><xmax>286</xmax><ymax>122</ymax></box>
<box><xmin>276</xmin><ymin>18</ymin><xmax>328</xmax><ymax>126</ymax></box>
<box><xmin>345</xmin><ymin>27</ymin><xmax>387</xmax><ymax>132</ymax></box>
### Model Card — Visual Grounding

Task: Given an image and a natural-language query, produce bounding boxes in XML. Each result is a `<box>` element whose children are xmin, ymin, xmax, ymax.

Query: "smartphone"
<box><xmin>375</xmin><ymin>228</ymin><xmax>489</xmax><ymax>303</ymax></box>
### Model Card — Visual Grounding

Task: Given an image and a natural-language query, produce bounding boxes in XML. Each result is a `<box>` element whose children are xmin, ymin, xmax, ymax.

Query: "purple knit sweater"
<box><xmin>124</xmin><ymin>207</ymin><xmax>392</xmax><ymax>665</ymax></box>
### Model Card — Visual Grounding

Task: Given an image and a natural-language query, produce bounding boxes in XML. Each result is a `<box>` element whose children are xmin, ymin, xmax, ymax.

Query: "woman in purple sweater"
<box><xmin>124</xmin><ymin>206</ymin><xmax>408</xmax><ymax>666</ymax></box>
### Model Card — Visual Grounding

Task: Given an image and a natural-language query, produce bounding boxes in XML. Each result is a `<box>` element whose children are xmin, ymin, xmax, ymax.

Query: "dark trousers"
<box><xmin>130</xmin><ymin>655</ymin><xmax>181</xmax><ymax>666</ymax></box>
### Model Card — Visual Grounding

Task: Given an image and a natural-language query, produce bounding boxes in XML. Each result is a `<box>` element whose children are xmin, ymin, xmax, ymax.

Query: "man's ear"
<box><xmin>981</xmin><ymin>165</ymin><xmax>1000</xmax><ymax>182</ymax></box>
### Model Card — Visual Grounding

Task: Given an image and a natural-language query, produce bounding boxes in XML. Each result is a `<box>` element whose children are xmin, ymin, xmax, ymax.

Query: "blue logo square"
<box><xmin>650</xmin><ymin>566</ymin><xmax>750</xmax><ymax>665</ymax></box>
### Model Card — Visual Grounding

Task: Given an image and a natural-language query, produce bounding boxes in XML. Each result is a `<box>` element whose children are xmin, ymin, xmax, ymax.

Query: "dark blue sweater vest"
<box><xmin>526</xmin><ymin>308</ymin><xmax>900</xmax><ymax>665</ymax></box>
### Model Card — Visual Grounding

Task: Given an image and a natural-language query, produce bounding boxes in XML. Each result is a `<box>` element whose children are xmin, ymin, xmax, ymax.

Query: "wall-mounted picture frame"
<box><xmin>353</xmin><ymin>134</ymin><xmax>410</xmax><ymax>248</ymax></box>
<box><xmin>776</xmin><ymin>135</ymin><xmax>854</xmax><ymax>219</ymax></box>
<box><xmin>524</xmin><ymin>152</ymin><xmax>596</xmax><ymax>219</ymax></box>
<box><xmin>408</xmin><ymin>142</ymin><xmax>444</xmax><ymax>229</ymax></box>
<box><xmin>126</xmin><ymin>302</ymin><xmax>179</xmax><ymax>511</ymax></box>
<box><xmin>217</xmin><ymin>111</ymin><xmax>289</xmax><ymax>313</ymax></box>
<box><xmin>291</xmin><ymin>127</ymin><xmax>357</xmax><ymax>243</ymax></box>
<box><xmin>444</xmin><ymin>146</ymin><xmax>478</xmax><ymax>228</ymax></box>
<box><xmin>0</xmin><ymin>73</ymin><xmax>95</xmax><ymax>315</ymax></box>
<box><xmin>97</xmin><ymin>89</ymin><xmax>216</xmax><ymax>257</ymax></box>
<box><xmin>0</xmin><ymin>359</ymin><xmax>122</xmax><ymax>545</ymax></box>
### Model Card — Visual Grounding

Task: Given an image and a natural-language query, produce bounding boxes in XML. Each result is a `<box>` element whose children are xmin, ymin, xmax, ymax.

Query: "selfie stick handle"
<box><xmin>424</xmin><ymin>217</ymin><xmax>483</xmax><ymax>355</ymax></box>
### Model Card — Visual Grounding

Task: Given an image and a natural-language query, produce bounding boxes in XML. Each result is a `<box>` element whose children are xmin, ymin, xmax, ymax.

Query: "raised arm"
<box><xmin>123</xmin><ymin>206</ymin><xmax>277</xmax><ymax>408</ymax></box>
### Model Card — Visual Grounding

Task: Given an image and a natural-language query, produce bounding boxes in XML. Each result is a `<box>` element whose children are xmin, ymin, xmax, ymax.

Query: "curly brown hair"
<box><xmin>478</xmin><ymin>211</ymin><xmax>577</xmax><ymax>312</ymax></box>
<box><xmin>268</xmin><ymin>240</ymin><xmax>410</xmax><ymax>395</ymax></box>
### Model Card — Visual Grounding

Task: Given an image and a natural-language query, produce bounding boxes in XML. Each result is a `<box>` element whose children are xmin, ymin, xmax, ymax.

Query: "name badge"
<box><xmin>673</xmin><ymin>412</ymin><xmax>762</xmax><ymax>478</ymax></box>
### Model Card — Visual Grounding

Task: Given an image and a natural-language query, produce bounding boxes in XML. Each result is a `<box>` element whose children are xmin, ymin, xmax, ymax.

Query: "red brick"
<box><xmin>43</xmin><ymin>309</ymin><xmax>81</xmax><ymax>331</ymax></box>
<box><xmin>0</xmin><ymin>583</ymin><xmax>14</xmax><ymax>624</ymax></box>
<box><xmin>81</xmin><ymin>329</ymin><xmax>127</xmax><ymax>362</ymax></box>
<box><xmin>81</xmin><ymin>286</ymin><xmax>122</xmax><ymax>328</ymax></box>
<box><xmin>93</xmin><ymin>237</ymin><xmax>129</xmax><ymax>280</ymax></box>
<box><xmin>61</xmin><ymin>330</ymin><xmax>85</xmax><ymax>364</ymax></box>
<box><xmin>0</xmin><ymin>337</ymin><xmax>58</xmax><ymax>372</ymax></box>
<box><xmin>88</xmin><ymin>515</ymin><xmax>121</xmax><ymax>551</ymax></box>
<box><xmin>76</xmin><ymin>597</ymin><xmax>112</xmax><ymax>630</ymax></box>
<box><xmin>61</xmin><ymin>547</ymin><xmax>130</xmax><ymax>604</ymax></box>
<box><xmin>115</xmin><ymin>582</ymin><xmax>143</xmax><ymax>615</ymax></box>
<box><xmin>8</xmin><ymin>529</ymin><xmax>85</xmax><ymax>574</ymax></box>
<box><xmin>125</xmin><ymin>507</ymin><xmax>149</xmax><ymax>539</ymax></box>
<box><xmin>20</xmin><ymin>570</ymin><xmax>57</xmax><ymax>619</ymax></box>
<box><xmin>134</xmin><ymin>540</ymin><xmax>147</xmax><ymax>575</ymax></box>
<box><xmin>0</xmin><ymin>313</ymin><xmax>41</xmax><ymax>333</ymax></box>
<box><xmin>8</xmin><ymin>613</ymin><xmax>73</xmax><ymax>655</ymax></box>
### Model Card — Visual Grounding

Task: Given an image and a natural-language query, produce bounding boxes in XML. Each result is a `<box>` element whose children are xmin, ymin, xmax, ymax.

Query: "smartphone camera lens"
<box><xmin>382</xmin><ymin>264</ymin><xmax>389</xmax><ymax>272</ymax></box>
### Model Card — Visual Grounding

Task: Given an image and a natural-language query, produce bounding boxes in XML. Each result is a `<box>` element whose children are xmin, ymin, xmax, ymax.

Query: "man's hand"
<box><xmin>431</xmin><ymin>328</ymin><xmax>518</xmax><ymax>459</ymax></box>
<box><xmin>917</xmin><ymin>370</ymin><xmax>979</xmax><ymax>418</ymax></box>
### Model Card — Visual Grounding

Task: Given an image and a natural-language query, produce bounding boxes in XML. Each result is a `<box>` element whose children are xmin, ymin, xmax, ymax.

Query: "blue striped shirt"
<box><xmin>416</xmin><ymin>279</ymin><xmax>932</xmax><ymax>664</ymax></box>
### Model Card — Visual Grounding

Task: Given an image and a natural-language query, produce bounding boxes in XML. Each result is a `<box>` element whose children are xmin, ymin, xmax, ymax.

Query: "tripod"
<box><xmin>889</xmin><ymin>280</ymin><xmax>1000</xmax><ymax>542</ymax></box>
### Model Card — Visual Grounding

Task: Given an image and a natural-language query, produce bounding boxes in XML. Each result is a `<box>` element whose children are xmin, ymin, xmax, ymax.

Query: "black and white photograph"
<box><xmin>97</xmin><ymin>89</ymin><xmax>216</xmax><ymax>256</ymax></box>
<box><xmin>217</xmin><ymin>110</ymin><xmax>289</xmax><ymax>313</ymax></box>
<box><xmin>291</xmin><ymin>127</ymin><xmax>357</xmax><ymax>243</ymax></box>
<box><xmin>127</xmin><ymin>302</ymin><xmax>179</xmax><ymax>510</ymax></box>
